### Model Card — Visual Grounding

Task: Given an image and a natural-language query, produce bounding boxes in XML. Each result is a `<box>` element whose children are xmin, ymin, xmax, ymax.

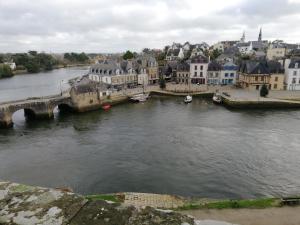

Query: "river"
<box><xmin>1</xmin><ymin>68</ymin><xmax>300</xmax><ymax>199</ymax></box>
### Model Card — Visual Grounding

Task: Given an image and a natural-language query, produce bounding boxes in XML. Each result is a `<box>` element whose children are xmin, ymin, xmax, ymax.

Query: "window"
<box><xmin>275</xmin><ymin>77</ymin><xmax>278</xmax><ymax>82</ymax></box>
<box><xmin>296</xmin><ymin>63</ymin><xmax>299</xmax><ymax>69</ymax></box>
<box><xmin>200</xmin><ymin>65</ymin><xmax>203</xmax><ymax>70</ymax></box>
<box><xmin>194</xmin><ymin>72</ymin><xmax>197</xmax><ymax>77</ymax></box>
<box><xmin>225</xmin><ymin>73</ymin><xmax>228</xmax><ymax>77</ymax></box>
<box><xmin>261</xmin><ymin>77</ymin><xmax>264</xmax><ymax>81</ymax></box>
<box><xmin>195</xmin><ymin>65</ymin><xmax>197</xmax><ymax>70</ymax></box>
<box><xmin>255</xmin><ymin>77</ymin><xmax>258</xmax><ymax>81</ymax></box>
<box><xmin>230</xmin><ymin>73</ymin><xmax>234</xmax><ymax>77</ymax></box>
<box><xmin>293</xmin><ymin>71</ymin><xmax>297</xmax><ymax>76</ymax></box>
<box><xmin>256</xmin><ymin>85</ymin><xmax>259</xmax><ymax>90</ymax></box>
<box><xmin>274</xmin><ymin>84</ymin><xmax>277</xmax><ymax>89</ymax></box>
<box><xmin>200</xmin><ymin>72</ymin><xmax>203</xmax><ymax>77</ymax></box>
<box><xmin>292</xmin><ymin>78</ymin><xmax>296</xmax><ymax>84</ymax></box>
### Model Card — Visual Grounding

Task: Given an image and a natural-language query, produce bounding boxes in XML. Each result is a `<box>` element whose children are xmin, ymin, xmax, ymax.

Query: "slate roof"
<box><xmin>239</xmin><ymin>60</ymin><xmax>270</xmax><ymax>74</ymax></box>
<box><xmin>190</xmin><ymin>55</ymin><xmax>208</xmax><ymax>63</ymax></box>
<box><xmin>208</xmin><ymin>61</ymin><xmax>222</xmax><ymax>71</ymax></box>
<box><xmin>167</xmin><ymin>49</ymin><xmax>180</xmax><ymax>57</ymax></box>
<box><xmin>177</xmin><ymin>62</ymin><xmax>190</xmax><ymax>72</ymax></box>
<box><xmin>288</xmin><ymin>59</ymin><xmax>300</xmax><ymax>69</ymax></box>
<box><xmin>72</xmin><ymin>76</ymin><xmax>99</xmax><ymax>94</ymax></box>
<box><xmin>222</xmin><ymin>62</ymin><xmax>238</xmax><ymax>71</ymax></box>
<box><xmin>268</xmin><ymin>60</ymin><xmax>284</xmax><ymax>73</ymax></box>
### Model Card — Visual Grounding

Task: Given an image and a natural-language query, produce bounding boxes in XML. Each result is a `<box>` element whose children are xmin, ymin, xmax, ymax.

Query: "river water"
<box><xmin>1</xmin><ymin>68</ymin><xmax>300</xmax><ymax>199</ymax></box>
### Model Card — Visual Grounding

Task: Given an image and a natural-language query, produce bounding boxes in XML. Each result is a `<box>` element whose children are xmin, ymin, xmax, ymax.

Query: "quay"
<box><xmin>220</xmin><ymin>90</ymin><xmax>300</xmax><ymax>109</ymax></box>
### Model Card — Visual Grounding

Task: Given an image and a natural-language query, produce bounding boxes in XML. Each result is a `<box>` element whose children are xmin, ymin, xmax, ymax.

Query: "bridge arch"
<box><xmin>10</xmin><ymin>108</ymin><xmax>37</xmax><ymax>127</ymax></box>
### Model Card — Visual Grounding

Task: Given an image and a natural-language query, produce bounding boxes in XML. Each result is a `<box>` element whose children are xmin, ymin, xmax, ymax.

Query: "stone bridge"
<box><xmin>0</xmin><ymin>94</ymin><xmax>73</xmax><ymax>128</ymax></box>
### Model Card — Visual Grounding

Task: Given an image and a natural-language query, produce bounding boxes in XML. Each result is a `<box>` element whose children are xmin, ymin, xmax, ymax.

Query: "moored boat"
<box><xmin>184</xmin><ymin>95</ymin><xmax>192</xmax><ymax>103</ymax></box>
<box><xmin>102</xmin><ymin>104</ymin><xmax>111</xmax><ymax>110</ymax></box>
<box><xmin>130</xmin><ymin>93</ymin><xmax>149</xmax><ymax>103</ymax></box>
<box><xmin>212</xmin><ymin>93</ymin><xmax>222</xmax><ymax>104</ymax></box>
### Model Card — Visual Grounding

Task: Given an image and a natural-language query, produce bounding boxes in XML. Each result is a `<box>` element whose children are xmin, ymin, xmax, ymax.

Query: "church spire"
<box><xmin>258</xmin><ymin>27</ymin><xmax>262</xmax><ymax>42</ymax></box>
<box><xmin>241</xmin><ymin>31</ymin><xmax>245</xmax><ymax>43</ymax></box>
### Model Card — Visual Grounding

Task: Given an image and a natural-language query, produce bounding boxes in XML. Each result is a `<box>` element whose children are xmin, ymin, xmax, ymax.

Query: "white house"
<box><xmin>221</xmin><ymin>62</ymin><xmax>238</xmax><ymax>85</ymax></box>
<box><xmin>137</xmin><ymin>68</ymin><xmax>148</xmax><ymax>86</ymax></box>
<box><xmin>4</xmin><ymin>62</ymin><xmax>16</xmax><ymax>70</ymax></box>
<box><xmin>213</xmin><ymin>42</ymin><xmax>224</xmax><ymax>52</ymax></box>
<box><xmin>190</xmin><ymin>55</ymin><xmax>209</xmax><ymax>84</ymax></box>
<box><xmin>284</xmin><ymin>58</ymin><xmax>300</xmax><ymax>90</ymax></box>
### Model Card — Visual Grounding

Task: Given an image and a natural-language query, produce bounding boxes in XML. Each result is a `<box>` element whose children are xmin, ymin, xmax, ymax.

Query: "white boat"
<box><xmin>212</xmin><ymin>93</ymin><xmax>222</xmax><ymax>104</ymax></box>
<box><xmin>184</xmin><ymin>95</ymin><xmax>192</xmax><ymax>103</ymax></box>
<box><xmin>130</xmin><ymin>93</ymin><xmax>149</xmax><ymax>103</ymax></box>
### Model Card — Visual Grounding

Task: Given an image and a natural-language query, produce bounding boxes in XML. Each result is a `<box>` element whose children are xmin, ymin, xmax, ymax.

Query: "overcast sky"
<box><xmin>0</xmin><ymin>0</ymin><xmax>300</xmax><ymax>53</ymax></box>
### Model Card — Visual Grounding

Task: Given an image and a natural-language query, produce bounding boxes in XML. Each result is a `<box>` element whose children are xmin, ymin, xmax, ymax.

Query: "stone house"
<box><xmin>70</xmin><ymin>77</ymin><xmax>110</xmax><ymax>112</ymax></box>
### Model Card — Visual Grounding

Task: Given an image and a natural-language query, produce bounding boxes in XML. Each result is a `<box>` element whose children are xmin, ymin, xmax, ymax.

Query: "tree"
<box><xmin>0</xmin><ymin>64</ymin><xmax>13</xmax><ymax>78</ymax></box>
<box><xmin>260</xmin><ymin>84</ymin><xmax>269</xmax><ymax>97</ymax></box>
<box><xmin>210</xmin><ymin>49</ymin><xmax>222</xmax><ymax>60</ymax></box>
<box><xmin>25</xmin><ymin>59</ymin><xmax>40</xmax><ymax>73</ymax></box>
<box><xmin>159</xmin><ymin>76</ymin><xmax>166</xmax><ymax>89</ymax></box>
<box><xmin>123</xmin><ymin>50</ymin><xmax>134</xmax><ymax>60</ymax></box>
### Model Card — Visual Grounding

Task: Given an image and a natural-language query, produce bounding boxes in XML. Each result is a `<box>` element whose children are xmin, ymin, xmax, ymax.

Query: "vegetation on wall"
<box><xmin>0</xmin><ymin>64</ymin><xmax>13</xmax><ymax>78</ymax></box>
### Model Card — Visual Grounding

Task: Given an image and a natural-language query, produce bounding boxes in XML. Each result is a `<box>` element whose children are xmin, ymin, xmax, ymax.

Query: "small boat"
<box><xmin>184</xmin><ymin>95</ymin><xmax>192</xmax><ymax>103</ymax></box>
<box><xmin>130</xmin><ymin>93</ymin><xmax>149</xmax><ymax>103</ymax></box>
<box><xmin>212</xmin><ymin>93</ymin><xmax>222</xmax><ymax>104</ymax></box>
<box><xmin>102</xmin><ymin>104</ymin><xmax>111</xmax><ymax>110</ymax></box>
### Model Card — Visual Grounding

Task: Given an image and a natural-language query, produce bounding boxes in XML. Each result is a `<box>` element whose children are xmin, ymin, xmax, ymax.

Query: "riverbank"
<box><xmin>1</xmin><ymin>181</ymin><xmax>300</xmax><ymax>225</ymax></box>
<box><xmin>11</xmin><ymin>63</ymin><xmax>91</xmax><ymax>76</ymax></box>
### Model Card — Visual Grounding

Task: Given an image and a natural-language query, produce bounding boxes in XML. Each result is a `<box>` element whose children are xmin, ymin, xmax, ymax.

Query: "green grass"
<box><xmin>178</xmin><ymin>198</ymin><xmax>281</xmax><ymax>211</ymax></box>
<box><xmin>85</xmin><ymin>194</ymin><xmax>121</xmax><ymax>203</ymax></box>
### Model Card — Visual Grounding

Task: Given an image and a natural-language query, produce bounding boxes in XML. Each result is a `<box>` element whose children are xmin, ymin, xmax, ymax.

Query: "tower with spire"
<box><xmin>240</xmin><ymin>31</ymin><xmax>245</xmax><ymax>43</ymax></box>
<box><xmin>258</xmin><ymin>28</ymin><xmax>262</xmax><ymax>42</ymax></box>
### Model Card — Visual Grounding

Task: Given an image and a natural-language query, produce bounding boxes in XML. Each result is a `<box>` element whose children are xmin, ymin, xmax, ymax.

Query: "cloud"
<box><xmin>0</xmin><ymin>0</ymin><xmax>299</xmax><ymax>53</ymax></box>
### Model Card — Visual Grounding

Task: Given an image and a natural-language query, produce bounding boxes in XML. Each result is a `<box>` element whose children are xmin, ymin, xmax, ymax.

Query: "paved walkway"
<box><xmin>123</xmin><ymin>192</ymin><xmax>186</xmax><ymax>209</ymax></box>
<box><xmin>182</xmin><ymin>207</ymin><xmax>300</xmax><ymax>225</ymax></box>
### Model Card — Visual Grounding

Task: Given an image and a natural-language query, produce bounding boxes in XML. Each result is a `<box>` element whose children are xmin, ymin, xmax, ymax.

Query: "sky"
<box><xmin>0</xmin><ymin>0</ymin><xmax>300</xmax><ymax>53</ymax></box>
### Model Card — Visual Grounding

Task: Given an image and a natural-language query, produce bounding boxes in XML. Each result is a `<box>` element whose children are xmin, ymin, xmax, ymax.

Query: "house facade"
<box><xmin>207</xmin><ymin>61</ymin><xmax>222</xmax><ymax>85</ymax></box>
<box><xmin>176</xmin><ymin>62</ymin><xmax>190</xmax><ymax>84</ymax></box>
<box><xmin>88</xmin><ymin>61</ymin><xmax>138</xmax><ymax>89</ymax></box>
<box><xmin>220</xmin><ymin>62</ymin><xmax>238</xmax><ymax>85</ymax></box>
<box><xmin>190</xmin><ymin>55</ymin><xmax>209</xmax><ymax>84</ymax></box>
<box><xmin>284</xmin><ymin>58</ymin><xmax>300</xmax><ymax>91</ymax></box>
<box><xmin>238</xmin><ymin>61</ymin><xmax>271</xmax><ymax>91</ymax></box>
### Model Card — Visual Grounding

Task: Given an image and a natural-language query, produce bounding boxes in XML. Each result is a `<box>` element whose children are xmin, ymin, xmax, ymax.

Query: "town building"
<box><xmin>284</xmin><ymin>58</ymin><xmax>300</xmax><ymax>91</ymax></box>
<box><xmin>238</xmin><ymin>61</ymin><xmax>271</xmax><ymax>91</ymax></box>
<box><xmin>268</xmin><ymin>61</ymin><xmax>285</xmax><ymax>90</ymax></box>
<box><xmin>88</xmin><ymin>60</ymin><xmax>138</xmax><ymax>89</ymax></box>
<box><xmin>220</xmin><ymin>62</ymin><xmax>238</xmax><ymax>85</ymax></box>
<box><xmin>213</xmin><ymin>42</ymin><xmax>224</xmax><ymax>52</ymax></box>
<box><xmin>190</xmin><ymin>55</ymin><xmax>209</xmax><ymax>84</ymax></box>
<box><xmin>207</xmin><ymin>61</ymin><xmax>222</xmax><ymax>85</ymax></box>
<box><xmin>176</xmin><ymin>62</ymin><xmax>190</xmax><ymax>84</ymax></box>
<box><xmin>138</xmin><ymin>55</ymin><xmax>159</xmax><ymax>85</ymax></box>
<box><xmin>4</xmin><ymin>62</ymin><xmax>16</xmax><ymax>70</ymax></box>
